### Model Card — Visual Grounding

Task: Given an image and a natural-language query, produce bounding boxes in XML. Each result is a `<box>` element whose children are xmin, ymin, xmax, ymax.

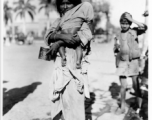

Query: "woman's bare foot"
<box><xmin>115</xmin><ymin>108</ymin><xmax>126</xmax><ymax>115</ymax></box>
<box><xmin>115</xmin><ymin>100</ymin><xmax>127</xmax><ymax>115</ymax></box>
<box><xmin>61</xmin><ymin>57</ymin><xmax>66</xmax><ymax>67</ymax></box>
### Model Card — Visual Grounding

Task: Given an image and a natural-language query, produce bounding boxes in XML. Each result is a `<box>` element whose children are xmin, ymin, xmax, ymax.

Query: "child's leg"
<box><xmin>59</xmin><ymin>46</ymin><xmax>66</xmax><ymax>67</ymax></box>
<box><xmin>132</xmin><ymin>76</ymin><xmax>142</xmax><ymax>113</ymax></box>
<box><xmin>116</xmin><ymin>76</ymin><xmax>127</xmax><ymax>114</ymax></box>
<box><xmin>76</xmin><ymin>45</ymin><xmax>83</xmax><ymax>69</ymax></box>
<box><xmin>49</xmin><ymin>40</ymin><xmax>66</xmax><ymax>66</ymax></box>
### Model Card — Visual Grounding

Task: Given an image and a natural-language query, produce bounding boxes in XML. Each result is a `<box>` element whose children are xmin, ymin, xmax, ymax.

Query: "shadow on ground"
<box><xmin>109</xmin><ymin>82</ymin><xmax>120</xmax><ymax>99</ymax></box>
<box><xmin>84</xmin><ymin>82</ymin><xmax>121</xmax><ymax>120</ymax></box>
<box><xmin>85</xmin><ymin>89</ymin><xmax>112</xmax><ymax>120</ymax></box>
<box><xmin>3</xmin><ymin>82</ymin><xmax>42</xmax><ymax>115</ymax></box>
<box><xmin>85</xmin><ymin>82</ymin><xmax>148</xmax><ymax>120</ymax></box>
<box><xmin>126</xmin><ymin>96</ymin><xmax>148</xmax><ymax>120</ymax></box>
<box><xmin>3</xmin><ymin>80</ymin><xmax>9</xmax><ymax>83</ymax></box>
<box><xmin>108</xmin><ymin>82</ymin><xmax>148</xmax><ymax>120</ymax></box>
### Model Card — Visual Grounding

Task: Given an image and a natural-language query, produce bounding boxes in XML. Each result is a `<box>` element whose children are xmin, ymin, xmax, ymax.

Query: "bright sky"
<box><xmin>109</xmin><ymin>0</ymin><xmax>146</xmax><ymax>27</ymax></box>
<box><xmin>8</xmin><ymin>0</ymin><xmax>147</xmax><ymax>27</ymax></box>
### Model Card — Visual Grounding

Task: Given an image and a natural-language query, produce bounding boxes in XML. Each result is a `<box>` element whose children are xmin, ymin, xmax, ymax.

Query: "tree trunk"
<box><xmin>46</xmin><ymin>20</ymin><xmax>50</xmax><ymax>30</ymax></box>
<box><xmin>11</xmin><ymin>14</ymin><xmax>15</xmax><ymax>43</ymax></box>
<box><xmin>142</xmin><ymin>0</ymin><xmax>148</xmax><ymax>52</ymax></box>
<box><xmin>46</xmin><ymin>6</ymin><xmax>51</xmax><ymax>30</ymax></box>
<box><xmin>46</xmin><ymin>14</ymin><xmax>50</xmax><ymax>30</ymax></box>
<box><xmin>4</xmin><ymin>25</ymin><xmax>11</xmax><ymax>46</ymax></box>
<box><xmin>23</xmin><ymin>17</ymin><xmax>26</xmax><ymax>35</ymax></box>
<box><xmin>106</xmin><ymin>13</ymin><xmax>110</xmax><ymax>42</ymax></box>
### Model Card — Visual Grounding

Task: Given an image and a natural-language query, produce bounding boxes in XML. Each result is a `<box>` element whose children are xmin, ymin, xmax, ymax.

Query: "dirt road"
<box><xmin>3</xmin><ymin>41</ymin><xmax>131</xmax><ymax>120</ymax></box>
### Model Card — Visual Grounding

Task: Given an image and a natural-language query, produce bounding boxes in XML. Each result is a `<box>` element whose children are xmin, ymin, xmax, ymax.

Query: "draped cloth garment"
<box><xmin>44</xmin><ymin>2</ymin><xmax>94</xmax><ymax>120</ymax></box>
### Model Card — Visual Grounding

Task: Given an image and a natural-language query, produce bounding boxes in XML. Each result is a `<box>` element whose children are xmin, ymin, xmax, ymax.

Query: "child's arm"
<box><xmin>77</xmin><ymin>23</ymin><xmax>93</xmax><ymax>47</ymax></box>
<box><xmin>125</xmin><ymin>13</ymin><xmax>146</xmax><ymax>28</ymax></box>
<box><xmin>125</xmin><ymin>13</ymin><xmax>147</xmax><ymax>35</ymax></box>
<box><xmin>132</xmin><ymin>19</ymin><xmax>146</xmax><ymax>28</ymax></box>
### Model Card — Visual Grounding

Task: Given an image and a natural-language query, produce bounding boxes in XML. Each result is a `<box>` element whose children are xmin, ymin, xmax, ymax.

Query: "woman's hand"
<box><xmin>47</xmin><ymin>41</ymin><xmax>65</xmax><ymax>57</ymax></box>
<box><xmin>47</xmin><ymin>42</ymin><xmax>60</xmax><ymax>58</ymax></box>
<box><xmin>49</xmin><ymin>32</ymin><xmax>57</xmax><ymax>41</ymax></box>
<box><xmin>56</xmin><ymin>33</ymin><xmax>81</xmax><ymax>47</ymax></box>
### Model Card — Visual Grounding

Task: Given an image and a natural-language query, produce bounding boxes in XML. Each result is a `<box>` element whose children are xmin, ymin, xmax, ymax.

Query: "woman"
<box><xmin>44</xmin><ymin>0</ymin><xmax>94</xmax><ymax>120</ymax></box>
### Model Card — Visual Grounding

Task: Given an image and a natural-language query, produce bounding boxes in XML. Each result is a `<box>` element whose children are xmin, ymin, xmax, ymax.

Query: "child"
<box><xmin>114</xmin><ymin>12</ymin><xmax>147</xmax><ymax>115</ymax></box>
<box><xmin>48</xmin><ymin>1</ymin><xmax>93</xmax><ymax>69</ymax></box>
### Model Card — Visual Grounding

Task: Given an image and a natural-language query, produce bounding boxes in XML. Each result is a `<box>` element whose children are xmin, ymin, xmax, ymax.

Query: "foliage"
<box><xmin>81</xmin><ymin>0</ymin><xmax>92</xmax><ymax>2</ymax></box>
<box><xmin>92</xmin><ymin>2</ymin><xmax>102</xmax><ymax>30</ymax></box>
<box><xmin>100</xmin><ymin>2</ymin><xmax>110</xmax><ymax>16</ymax></box>
<box><xmin>14</xmin><ymin>0</ymin><xmax>36</xmax><ymax>21</ymax></box>
<box><xmin>93</xmin><ymin>1</ymin><xmax>113</xmax><ymax>42</ymax></box>
<box><xmin>4</xmin><ymin>1</ymin><xmax>13</xmax><ymax>25</ymax></box>
<box><xmin>93</xmin><ymin>1</ymin><xmax>111</xmax><ymax>31</ymax></box>
<box><xmin>38</xmin><ymin>0</ymin><xmax>55</xmax><ymax>17</ymax></box>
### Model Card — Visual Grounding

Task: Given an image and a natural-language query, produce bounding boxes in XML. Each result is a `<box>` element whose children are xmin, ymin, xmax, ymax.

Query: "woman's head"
<box><xmin>120</xmin><ymin>12</ymin><xmax>132</xmax><ymax>31</ymax></box>
<box><xmin>56</xmin><ymin>0</ymin><xmax>81</xmax><ymax>16</ymax></box>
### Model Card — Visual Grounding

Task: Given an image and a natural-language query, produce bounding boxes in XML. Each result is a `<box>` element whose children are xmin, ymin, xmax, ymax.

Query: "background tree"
<box><xmin>100</xmin><ymin>1</ymin><xmax>111</xmax><ymax>42</ymax></box>
<box><xmin>141</xmin><ymin>0</ymin><xmax>148</xmax><ymax>54</ymax></box>
<box><xmin>92</xmin><ymin>2</ymin><xmax>102</xmax><ymax>33</ymax></box>
<box><xmin>4</xmin><ymin>1</ymin><xmax>13</xmax><ymax>26</ymax></box>
<box><xmin>81</xmin><ymin>0</ymin><xmax>92</xmax><ymax>2</ymax></box>
<box><xmin>3</xmin><ymin>1</ymin><xmax>13</xmax><ymax>45</ymax></box>
<box><xmin>92</xmin><ymin>1</ymin><xmax>112</xmax><ymax>42</ymax></box>
<box><xmin>14</xmin><ymin>0</ymin><xmax>36</xmax><ymax>34</ymax></box>
<box><xmin>38</xmin><ymin>0</ymin><xmax>55</xmax><ymax>29</ymax></box>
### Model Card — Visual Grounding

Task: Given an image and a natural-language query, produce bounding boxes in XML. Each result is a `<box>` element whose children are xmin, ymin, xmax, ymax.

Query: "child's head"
<box><xmin>120</xmin><ymin>12</ymin><xmax>132</xmax><ymax>31</ymax></box>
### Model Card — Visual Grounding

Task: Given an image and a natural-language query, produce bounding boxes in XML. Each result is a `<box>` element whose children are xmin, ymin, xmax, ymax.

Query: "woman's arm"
<box><xmin>54</xmin><ymin>33</ymin><xmax>81</xmax><ymax>46</ymax></box>
<box><xmin>44</xmin><ymin>18</ymin><xmax>60</xmax><ymax>46</ymax></box>
<box><xmin>47</xmin><ymin>28</ymin><xmax>82</xmax><ymax>56</ymax></box>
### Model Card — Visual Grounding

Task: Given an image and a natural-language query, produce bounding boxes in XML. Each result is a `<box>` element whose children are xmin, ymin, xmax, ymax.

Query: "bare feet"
<box><xmin>123</xmin><ymin>108</ymin><xmax>143</xmax><ymax>120</ymax></box>
<box><xmin>115</xmin><ymin>108</ymin><xmax>126</xmax><ymax>115</ymax></box>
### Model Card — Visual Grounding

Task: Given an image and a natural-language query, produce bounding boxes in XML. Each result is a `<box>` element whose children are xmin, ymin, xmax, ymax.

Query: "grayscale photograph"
<box><xmin>2</xmin><ymin>0</ymin><xmax>149</xmax><ymax>120</ymax></box>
